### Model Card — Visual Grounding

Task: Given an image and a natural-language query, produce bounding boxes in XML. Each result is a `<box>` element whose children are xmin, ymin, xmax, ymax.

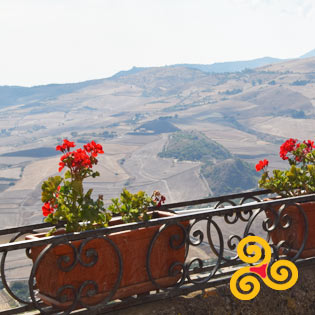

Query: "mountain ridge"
<box><xmin>1</xmin><ymin>48</ymin><xmax>314</xmax><ymax>94</ymax></box>
<box><xmin>173</xmin><ymin>56</ymin><xmax>284</xmax><ymax>74</ymax></box>
<box><xmin>112</xmin><ymin>48</ymin><xmax>314</xmax><ymax>78</ymax></box>
<box><xmin>1</xmin><ymin>54</ymin><xmax>315</xmax><ymax>228</ymax></box>
<box><xmin>299</xmin><ymin>48</ymin><xmax>315</xmax><ymax>59</ymax></box>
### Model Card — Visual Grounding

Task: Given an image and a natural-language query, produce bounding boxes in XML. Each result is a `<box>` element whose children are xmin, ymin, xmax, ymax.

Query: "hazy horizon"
<box><xmin>1</xmin><ymin>0</ymin><xmax>314</xmax><ymax>86</ymax></box>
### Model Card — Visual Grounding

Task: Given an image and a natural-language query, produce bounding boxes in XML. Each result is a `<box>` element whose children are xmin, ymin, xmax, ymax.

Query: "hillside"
<box><xmin>0</xmin><ymin>79</ymin><xmax>105</xmax><ymax>108</ymax></box>
<box><xmin>201</xmin><ymin>159</ymin><xmax>259</xmax><ymax>195</ymax></box>
<box><xmin>1</xmin><ymin>54</ymin><xmax>315</xmax><ymax>228</ymax></box>
<box><xmin>159</xmin><ymin>130</ymin><xmax>231</xmax><ymax>162</ymax></box>
<box><xmin>133</xmin><ymin>118</ymin><xmax>180</xmax><ymax>135</ymax></box>
<box><xmin>259</xmin><ymin>56</ymin><xmax>315</xmax><ymax>73</ymax></box>
<box><xmin>300</xmin><ymin>49</ymin><xmax>315</xmax><ymax>59</ymax></box>
<box><xmin>159</xmin><ymin>131</ymin><xmax>259</xmax><ymax>195</ymax></box>
<box><xmin>113</xmin><ymin>56</ymin><xmax>285</xmax><ymax>78</ymax></box>
<box><xmin>176</xmin><ymin>57</ymin><xmax>284</xmax><ymax>73</ymax></box>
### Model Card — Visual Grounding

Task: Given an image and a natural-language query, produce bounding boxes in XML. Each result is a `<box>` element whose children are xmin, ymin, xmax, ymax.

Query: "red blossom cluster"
<box><xmin>279</xmin><ymin>138</ymin><xmax>315</xmax><ymax>162</ymax></box>
<box><xmin>41</xmin><ymin>185</ymin><xmax>60</xmax><ymax>216</ymax></box>
<box><xmin>255</xmin><ymin>159</ymin><xmax>269</xmax><ymax>172</ymax></box>
<box><xmin>84</xmin><ymin>141</ymin><xmax>104</xmax><ymax>157</ymax></box>
<box><xmin>256</xmin><ymin>138</ymin><xmax>315</xmax><ymax>175</ymax></box>
<box><xmin>279</xmin><ymin>138</ymin><xmax>297</xmax><ymax>160</ymax></box>
<box><xmin>56</xmin><ymin>139</ymin><xmax>75</xmax><ymax>152</ymax></box>
<box><xmin>302</xmin><ymin>140</ymin><xmax>315</xmax><ymax>154</ymax></box>
<box><xmin>42</xmin><ymin>139</ymin><xmax>104</xmax><ymax>217</ymax></box>
<box><xmin>152</xmin><ymin>190</ymin><xmax>166</xmax><ymax>207</ymax></box>
<box><xmin>56</xmin><ymin>139</ymin><xmax>104</xmax><ymax>172</ymax></box>
<box><xmin>42</xmin><ymin>201</ymin><xmax>57</xmax><ymax>216</ymax></box>
<box><xmin>256</xmin><ymin>137</ymin><xmax>315</xmax><ymax>197</ymax></box>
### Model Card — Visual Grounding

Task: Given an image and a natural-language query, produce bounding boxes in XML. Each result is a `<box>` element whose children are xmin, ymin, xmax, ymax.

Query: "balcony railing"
<box><xmin>1</xmin><ymin>189</ymin><xmax>315</xmax><ymax>314</ymax></box>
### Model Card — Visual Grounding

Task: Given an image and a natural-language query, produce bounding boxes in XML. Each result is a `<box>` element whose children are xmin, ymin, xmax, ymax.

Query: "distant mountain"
<box><xmin>0</xmin><ymin>147</ymin><xmax>59</xmax><ymax>158</ymax></box>
<box><xmin>175</xmin><ymin>57</ymin><xmax>284</xmax><ymax>73</ymax></box>
<box><xmin>300</xmin><ymin>49</ymin><xmax>315</xmax><ymax>59</ymax></box>
<box><xmin>112</xmin><ymin>66</ymin><xmax>147</xmax><ymax>78</ymax></box>
<box><xmin>113</xmin><ymin>57</ymin><xmax>284</xmax><ymax>79</ymax></box>
<box><xmin>133</xmin><ymin>118</ymin><xmax>180</xmax><ymax>135</ymax></box>
<box><xmin>0</xmin><ymin>79</ymin><xmax>105</xmax><ymax>108</ymax></box>
<box><xmin>112</xmin><ymin>48</ymin><xmax>314</xmax><ymax>78</ymax></box>
<box><xmin>2</xmin><ymin>50</ymin><xmax>315</xmax><ymax>229</ymax></box>
<box><xmin>49</xmin><ymin>49</ymin><xmax>312</xmax><ymax>85</ymax></box>
<box><xmin>259</xmin><ymin>56</ymin><xmax>315</xmax><ymax>73</ymax></box>
<box><xmin>1</xmin><ymin>48</ymin><xmax>313</xmax><ymax>111</ymax></box>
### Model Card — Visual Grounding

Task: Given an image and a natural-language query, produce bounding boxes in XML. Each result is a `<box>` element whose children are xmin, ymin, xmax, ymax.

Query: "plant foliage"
<box><xmin>108</xmin><ymin>189</ymin><xmax>165</xmax><ymax>223</ymax></box>
<box><xmin>42</xmin><ymin>139</ymin><xmax>111</xmax><ymax>234</ymax></box>
<box><xmin>256</xmin><ymin>138</ymin><xmax>315</xmax><ymax>197</ymax></box>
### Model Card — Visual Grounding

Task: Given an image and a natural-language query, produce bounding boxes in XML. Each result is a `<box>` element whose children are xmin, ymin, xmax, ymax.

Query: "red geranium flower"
<box><xmin>72</xmin><ymin>148</ymin><xmax>92</xmax><ymax>169</ymax></box>
<box><xmin>84</xmin><ymin>140</ymin><xmax>104</xmax><ymax>157</ymax></box>
<box><xmin>303</xmin><ymin>140</ymin><xmax>315</xmax><ymax>153</ymax></box>
<box><xmin>56</xmin><ymin>139</ymin><xmax>76</xmax><ymax>152</ymax></box>
<box><xmin>157</xmin><ymin>195</ymin><xmax>166</xmax><ymax>207</ymax></box>
<box><xmin>42</xmin><ymin>139</ymin><xmax>108</xmax><ymax>231</ymax></box>
<box><xmin>58</xmin><ymin>162</ymin><xmax>65</xmax><ymax>172</ymax></box>
<box><xmin>42</xmin><ymin>202</ymin><xmax>55</xmax><ymax>217</ymax></box>
<box><xmin>279</xmin><ymin>138</ymin><xmax>297</xmax><ymax>160</ymax></box>
<box><xmin>256</xmin><ymin>159</ymin><xmax>269</xmax><ymax>172</ymax></box>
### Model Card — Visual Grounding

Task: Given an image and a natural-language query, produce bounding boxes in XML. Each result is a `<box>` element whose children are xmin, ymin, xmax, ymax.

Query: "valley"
<box><xmin>0</xmin><ymin>56</ymin><xmax>315</xmax><ymax>229</ymax></box>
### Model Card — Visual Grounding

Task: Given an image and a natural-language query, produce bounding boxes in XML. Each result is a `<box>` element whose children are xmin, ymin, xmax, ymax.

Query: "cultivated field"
<box><xmin>0</xmin><ymin>56</ymin><xmax>315</xmax><ymax>229</ymax></box>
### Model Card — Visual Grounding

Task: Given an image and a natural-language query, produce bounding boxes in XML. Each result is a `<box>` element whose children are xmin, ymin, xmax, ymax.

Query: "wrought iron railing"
<box><xmin>1</xmin><ymin>189</ymin><xmax>315</xmax><ymax>314</ymax></box>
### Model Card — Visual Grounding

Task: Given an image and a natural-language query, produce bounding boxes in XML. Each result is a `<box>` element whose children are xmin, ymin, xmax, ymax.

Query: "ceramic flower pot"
<box><xmin>265</xmin><ymin>201</ymin><xmax>315</xmax><ymax>258</ymax></box>
<box><xmin>26</xmin><ymin>211</ymin><xmax>188</xmax><ymax>309</ymax></box>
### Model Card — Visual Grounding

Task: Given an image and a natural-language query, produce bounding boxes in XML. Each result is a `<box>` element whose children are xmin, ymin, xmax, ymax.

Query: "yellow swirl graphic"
<box><xmin>264</xmin><ymin>260</ymin><xmax>298</xmax><ymax>291</ymax></box>
<box><xmin>237</xmin><ymin>236</ymin><xmax>271</xmax><ymax>265</ymax></box>
<box><xmin>230</xmin><ymin>236</ymin><xmax>298</xmax><ymax>300</ymax></box>
<box><xmin>230</xmin><ymin>267</ymin><xmax>260</xmax><ymax>300</ymax></box>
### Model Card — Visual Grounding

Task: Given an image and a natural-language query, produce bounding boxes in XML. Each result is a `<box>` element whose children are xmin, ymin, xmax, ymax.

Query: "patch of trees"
<box><xmin>101</xmin><ymin>131</ymin><xmax>117</xmax><ymax>138</ymax></box>
<box><xmin>291</xmin><ymin>80</ymin><xmax>310</xmax><ymax>86</ymax></box>
<box><xmin>76</xmin><ymin>130</ymin><xmax>117</xmax><ymax>143</ymax></box>
<box><xmin>201</xmin><ymin>158</ymin><xmax>259</xmax><ymax>195</ymax></box>
<box><xmin>163</xmin><ymin>103</ymin><xmax>202</xmax><ymax>112</ymax></box>
<box><xmin>159</xmin><ymin>130</ymin><xmax>259</xmax><ymax>196</ymax></box>
<box><xmin>0</xmin><ymin>128</ymin><xmax>13</xmax><ymax>136</ymax></box>
<box><xmin>219</xmin><ymin>88</ymin><xmax>243</xmax><ymax>96</ymax></box>
<box><xmin>133</xmin><ymin>119</ymin><xmax>180</xmax><ymax>135</ymax></box>
<box><xmin>158</xmin><ymin>131</ymin><xmax>231</xmax><ymax>162</ymax></box>
<box><xmin>278</xmin><ymin>109</ymin><xmax>306</xmax><ymax>119</ymax></box>
<box><xmin>124</xmin><ymin>113</ymin><xmax>144</xmax><ymax>125</ymax></box>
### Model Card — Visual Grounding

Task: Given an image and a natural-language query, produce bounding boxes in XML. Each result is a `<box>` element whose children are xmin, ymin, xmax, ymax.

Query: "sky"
<box><xmin>0</xmin><ymin>0</ymin><xmax>314</xmax><ymax>87</ymax></box>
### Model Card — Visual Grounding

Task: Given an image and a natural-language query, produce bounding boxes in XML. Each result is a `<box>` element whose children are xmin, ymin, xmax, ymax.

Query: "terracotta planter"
<box><xmin>265</xmin><ymin>201</ymin><xmax>315</xmax><ymax>258</ymax></box>
<box><xmin>26</xmin><ymin>211</ymin><xmax>188</xmax><ymax>309</ymax></box>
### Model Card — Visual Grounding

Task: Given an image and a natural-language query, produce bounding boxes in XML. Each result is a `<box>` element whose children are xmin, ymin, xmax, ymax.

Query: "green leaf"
<box><xmin>107</xmin><ymin>188</ymin><xmax>155</xmax><ymax>223</ymax></box>
<box><xmin>92</xmin><ymin>171</ymin><xmax>100</xmax><ymax>178</ymax></box>
<box><xmin>85</xmin><ymin>188</ymin><xmax>93</xmax><ymax>199</ymax></box>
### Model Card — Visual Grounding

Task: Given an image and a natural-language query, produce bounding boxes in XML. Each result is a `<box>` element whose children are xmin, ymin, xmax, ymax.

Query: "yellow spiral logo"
<box><xmin>230</xmin><ymin>236</ymin><xmax>298</xmax><ymax>300</ymax></box>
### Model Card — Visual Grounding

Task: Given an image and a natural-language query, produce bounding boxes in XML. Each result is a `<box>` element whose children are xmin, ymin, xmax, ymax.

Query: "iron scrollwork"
<box><xmin>28</xmin><ymin>236</ymin><xmax>123</xmax><ymax>314</ymax></box>
<box><xmin>0</xmin><ymin>190</ymin><xmax>314</xmax><ymax>314</ymax></box>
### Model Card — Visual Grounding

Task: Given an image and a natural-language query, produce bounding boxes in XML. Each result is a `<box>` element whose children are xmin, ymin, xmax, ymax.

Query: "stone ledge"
<box><xmin>106</xmin><ymin>265</ymin><xmax>315</xmax><ymax>315</ymax></box>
